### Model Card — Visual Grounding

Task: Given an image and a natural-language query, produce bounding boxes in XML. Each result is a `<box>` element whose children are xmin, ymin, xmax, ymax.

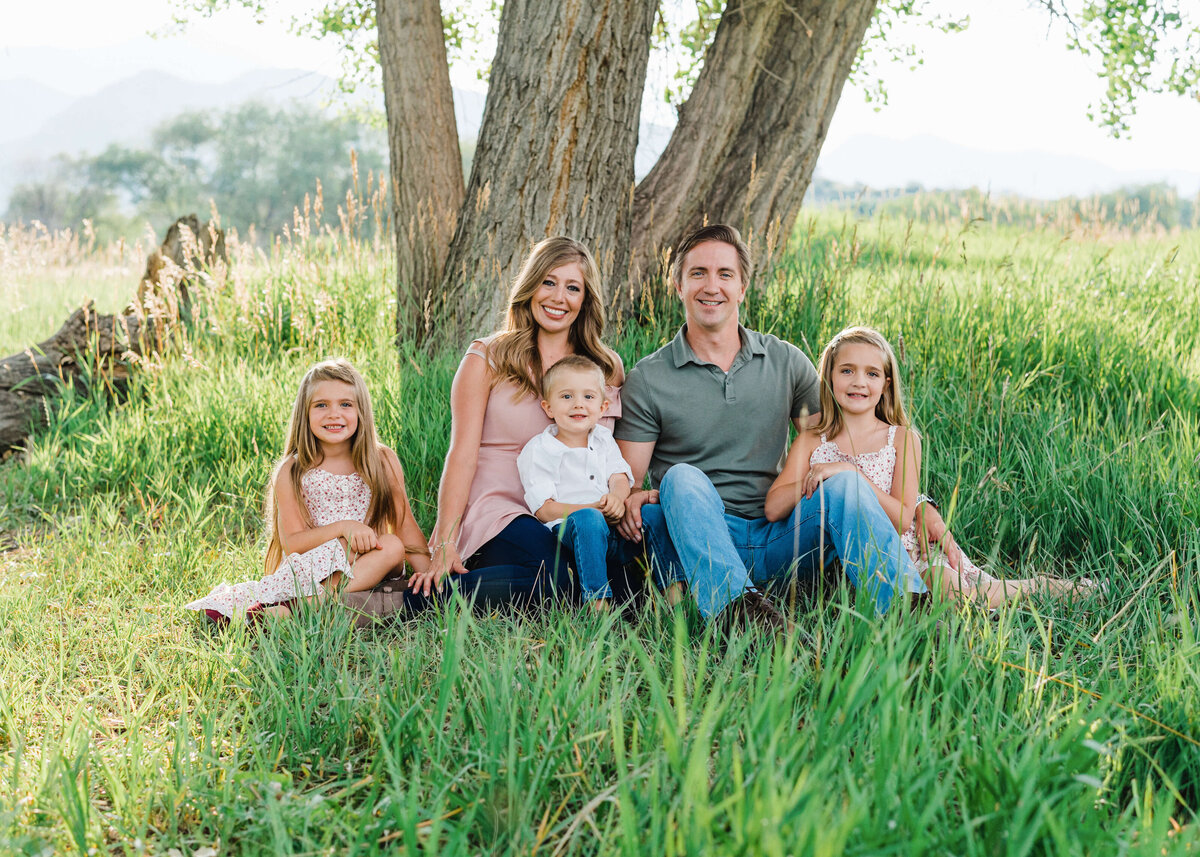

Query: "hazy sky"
<box><xmin>3</xmin><ymin>0</ymin><xmax>1198</xmax><ymax>174</ymax></box>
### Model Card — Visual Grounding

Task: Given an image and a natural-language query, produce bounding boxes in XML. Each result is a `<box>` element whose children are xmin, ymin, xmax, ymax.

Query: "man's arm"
<box><xmin>615</xmin><ymin>439</ymin><xmax>657</xmax><ymax>542</ymax></box>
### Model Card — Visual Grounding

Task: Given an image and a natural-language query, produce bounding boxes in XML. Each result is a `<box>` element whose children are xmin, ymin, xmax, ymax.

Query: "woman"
<box><xmin>408</xmin><ymin>237</ymin><xmax>624</xmax><ymax>606</ymax></box>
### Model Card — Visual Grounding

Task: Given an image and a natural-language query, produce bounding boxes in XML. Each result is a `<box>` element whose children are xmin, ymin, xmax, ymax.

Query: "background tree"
<box><xmin>3</xmin><ymin>103</ymin><xmax>387</xmax><ymax>243</ymax></box>
<box><xmin>172</xmin><ymin>0</ymin><xmax>1200</xmax><ymax>342</ymax></box>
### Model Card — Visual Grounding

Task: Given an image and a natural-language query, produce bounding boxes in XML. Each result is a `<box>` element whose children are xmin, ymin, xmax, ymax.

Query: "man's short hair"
<box><xmin>670</xmin><ymin>224</ymin><xmax>752</xmax><ymax>288</ymax></box>
<box><xmin>541</xmin><ymin>354</ymin><xmax>606</xmax><ymax>399</ymax></box>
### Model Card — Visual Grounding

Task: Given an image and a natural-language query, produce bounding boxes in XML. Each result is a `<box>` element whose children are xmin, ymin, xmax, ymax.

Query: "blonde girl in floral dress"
<box><xmin>187</xmin><ymin>358</ymin><xmax>430</xmax><ymax>623</ymax></box>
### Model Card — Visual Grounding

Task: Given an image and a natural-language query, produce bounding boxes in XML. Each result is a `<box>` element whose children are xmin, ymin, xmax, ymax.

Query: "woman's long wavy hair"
<box><xmin>815</xmin><ymin>326</ymin><xmax>911</xmax><ymax>440</ymax></box>
<box><xmin>487</xmin><ymin>237</ymin><xmax>618</xmax><ymax>399</ymax></box>
<box><xmin>263</xmin><ymin>358</ymin><xmax>400</xmax><ymax>573</ymax></box>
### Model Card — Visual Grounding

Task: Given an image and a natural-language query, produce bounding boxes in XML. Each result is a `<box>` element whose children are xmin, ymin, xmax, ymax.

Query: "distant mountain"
<box><xmin>0</xmin><ymin>79</ymin><xmax>73</xmax><ymax>145</ymax></box>
<box><xmin>0</xmin><ymin>68</ymin><xmax>339</xmax><ymax>207</ymax></box>
<box><xmin>815</xmin><ymin>133</ymin><xmax>1200</xmax><ymax>199</ymax></box>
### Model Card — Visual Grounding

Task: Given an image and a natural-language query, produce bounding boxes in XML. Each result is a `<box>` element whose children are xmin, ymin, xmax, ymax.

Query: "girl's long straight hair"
<box><xmin>814</xmin><ymin>326</ymin><xmax>911</xmax><ymax>440</ymax></box>
<box><xmin>263</xmin><ymin>358</ymin><xmax>400</xmax><ymax>573</ymax></box>
<box><xmin>487</xmin><ymin>237</ymin><xmax>620</xmax><ymax>399</ymax></box>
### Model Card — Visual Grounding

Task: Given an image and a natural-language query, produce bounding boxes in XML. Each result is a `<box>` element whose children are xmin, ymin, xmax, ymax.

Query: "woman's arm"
<box><xmin>764</xmin><ymin>432</ymin><xmax>820</xmax><ymax>522</ymax></box>
<box><xmin>275</xmin><ymin>460</ymin><xmax>378</xmax><ymax>555</ymax></box>
<box><xmin>421</xmin><ymin>346</ymin><xmax>490</xmax><ymax>586</ymax></box>
<box><xmin>381</xmin><ymin>446</ymin><xmax>432</xmax><ymax>577</ymax></box>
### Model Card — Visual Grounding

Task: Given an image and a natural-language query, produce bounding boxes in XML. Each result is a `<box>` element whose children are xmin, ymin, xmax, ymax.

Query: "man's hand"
<box><xmin>617</xmin><ymin>489</ymin><xmax>659</xmax><ymax>542</ymax></box>
<box><xmin>917</xmin><ymin>503</ymin><xmax>961</xmax><ymax>572</ymax></box>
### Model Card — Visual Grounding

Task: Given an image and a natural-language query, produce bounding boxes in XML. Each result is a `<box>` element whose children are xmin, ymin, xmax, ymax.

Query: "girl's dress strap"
<box><xmin>887</xmin><ymin>425</ymin><xmax>897</xmax><ymax>447</ymax></box>
<box><xmin>819</xmin><ymin>434</ymin><xmax>828</xmax><ymax>444</ymax></box>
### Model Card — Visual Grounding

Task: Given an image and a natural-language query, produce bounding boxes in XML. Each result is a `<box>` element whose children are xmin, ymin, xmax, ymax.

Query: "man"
<box><xmin>615</xmin><ymin>224</ymin><xmax>953</xmax><ymax>630</ymax></box>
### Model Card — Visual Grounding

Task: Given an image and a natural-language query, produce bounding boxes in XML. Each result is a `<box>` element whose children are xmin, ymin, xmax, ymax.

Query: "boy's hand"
<box><xmin>617</xmin><ymin>489</ymin><xmax>659</xmax><ymax>541</ymax></box>
<box><xmin>598</xmin><ymin>492</ymin><xmax>624</xmax><ymax>522</ymax></box>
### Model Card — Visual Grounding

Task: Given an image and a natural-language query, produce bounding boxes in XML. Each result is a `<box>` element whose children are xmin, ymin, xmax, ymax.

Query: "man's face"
<box><xmin>675</xmin><ymin>240</ymin><xmax>747</xmax><ymax>334</ymax></box>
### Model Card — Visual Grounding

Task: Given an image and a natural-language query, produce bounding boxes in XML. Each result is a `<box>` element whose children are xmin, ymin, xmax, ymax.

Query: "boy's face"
<box><xmin>541</xmin><ymin>367</ymin><xmax>609</xmax><ymax>434</ymax></box>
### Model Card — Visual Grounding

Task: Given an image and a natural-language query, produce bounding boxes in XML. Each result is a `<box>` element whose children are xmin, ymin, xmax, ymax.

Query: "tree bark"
<box><xmin>376</xmin><ymin>0</ymin><xmax>464</xmax><ymax>343</ymax></box>
<box><xmin>435</xmin><ymin>0</ymin><xmax>657</xmax><ymax>341</ymax></box>
<box><xmin>629</xmin><ymin>0</ymin><xmax>878</xmax><ymax>293</ymax></box>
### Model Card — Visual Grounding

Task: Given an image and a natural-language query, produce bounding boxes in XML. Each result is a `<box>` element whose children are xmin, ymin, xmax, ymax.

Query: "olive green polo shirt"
<box><xmin>615</xmin><ymin>325</ymin><xmax>820</xmax><ymax>518</ymax></box>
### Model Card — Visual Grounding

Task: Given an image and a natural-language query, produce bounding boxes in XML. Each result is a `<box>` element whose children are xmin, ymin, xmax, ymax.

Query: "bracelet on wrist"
<box><xmin>916</xmin><ymin>493</ymin><xmax>938</xmax><ymax>510</ymax></box>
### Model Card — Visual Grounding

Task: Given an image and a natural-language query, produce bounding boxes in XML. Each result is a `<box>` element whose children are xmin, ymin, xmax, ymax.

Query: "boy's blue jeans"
<box><xmin>554</xmin><ymin>508</ymin><xmax>637</xmax><ymax>602</ymax></box>
<box><xmin>640</xmin><ymin>463</ymin><xmax>927</xmax><ymax>618</ymax></box>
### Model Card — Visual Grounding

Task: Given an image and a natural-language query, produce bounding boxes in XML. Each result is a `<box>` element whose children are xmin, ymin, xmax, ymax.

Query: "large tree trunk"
<box><xmin>435</xmin><ymin>0</ymin><xmax>657</xmax><ymax>341</ymax></box>
<box><xmin>629</xmin><ymin>0</ymin><xmax>878</xmax><ymax>293</ymax></box>
<box><xmin>376</xmin><ymin>0</ymin><xmax>464</xmax><ymax>343</ymax></box>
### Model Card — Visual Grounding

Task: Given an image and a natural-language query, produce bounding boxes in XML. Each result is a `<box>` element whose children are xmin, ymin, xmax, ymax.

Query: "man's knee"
<box><xmin>660</xmin><ymin>462</ymin><xmax>717</xmax><ymax>501</ymax></box>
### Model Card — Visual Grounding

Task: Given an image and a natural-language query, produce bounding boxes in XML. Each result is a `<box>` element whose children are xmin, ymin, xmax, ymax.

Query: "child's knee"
<box><xmin>377</xmin><ymin>533</ymin><xmax>406</xmax><ymax>565</ymax></box>
<box><xmin>569</xmin><ymin>507</ymin><xmax>608</xmax><ymax>532</ymax></box>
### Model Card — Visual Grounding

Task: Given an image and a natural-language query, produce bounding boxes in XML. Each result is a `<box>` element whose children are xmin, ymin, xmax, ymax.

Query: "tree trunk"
<box><xmin>629</xmin><ymin>0</ymin><xmax>878</xmax><ymax>293</ymax></box>
<box><xmin>435</xmin><ymin>0</ymin><xmax>657</xmax><ymax>341</ymax></box>
<box><xmin>376</xmin><ymin>0</ymin><xmax>464</xmax><ymax>343</ymax></box>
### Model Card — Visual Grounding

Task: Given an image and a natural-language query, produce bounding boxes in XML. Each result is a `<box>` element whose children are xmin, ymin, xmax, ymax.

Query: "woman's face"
<box><xmin>529</xmin><ymin>261</ymin><xmax>586</xmax><ymax>334</ymax></box>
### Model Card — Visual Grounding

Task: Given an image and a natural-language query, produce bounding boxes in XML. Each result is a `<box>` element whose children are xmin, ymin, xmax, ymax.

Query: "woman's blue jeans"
<box><xmin>640</xmin><ymin>463</ymin><xmax>927</xmax><ymax>618</ymax></box>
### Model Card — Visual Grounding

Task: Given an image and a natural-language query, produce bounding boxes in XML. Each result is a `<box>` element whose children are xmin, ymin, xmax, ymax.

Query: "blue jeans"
<box><xmin>641</xmin><ymin>463</ymin><xmax>927</xmax><ymax>618</ymax></box>
<box><xmin>554</xmin><ymin>508</ymin><xmax>638</xmax><ymax>602</ymax></box>
<box><xmin>456</xmin><ymin>515</ymin><xmax>575</xmax><ymax>608</ymax></box>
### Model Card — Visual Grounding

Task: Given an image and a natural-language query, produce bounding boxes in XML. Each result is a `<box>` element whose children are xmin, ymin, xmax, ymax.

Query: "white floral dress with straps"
<box><xmin>186</xmin><ymin>468</ymin><xmax>366</xmax><ymax>619</ymax></box>
<box><xmin>809</xmin><ymin>425</ymin><xmax>996</xmax><ymax>588</ymax></box>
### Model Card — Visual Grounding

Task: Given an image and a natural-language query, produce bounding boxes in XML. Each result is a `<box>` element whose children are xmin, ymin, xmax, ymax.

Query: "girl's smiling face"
<box><xmin>308</xmin><ymin>380</ymin><xmax>359</xmax><ymax>447</ymax></box>
<box><xmin>830</xmin><ymin>342</ymin><xmax>890</xmax><ymax>417</ymax></box>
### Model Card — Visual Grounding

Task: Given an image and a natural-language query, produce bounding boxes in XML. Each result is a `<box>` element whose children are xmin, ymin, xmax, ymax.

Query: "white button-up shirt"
<box><xmin>516</xmin><ymin>423</ymin><xmax>635</xmax><ymax>528</ymax></box>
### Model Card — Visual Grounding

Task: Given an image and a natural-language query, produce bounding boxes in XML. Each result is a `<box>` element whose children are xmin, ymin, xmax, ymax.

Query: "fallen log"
<box><xmin>0</xmin><ymin>303</ymin><xmax>146</xmax><ymax>455</ymax></box>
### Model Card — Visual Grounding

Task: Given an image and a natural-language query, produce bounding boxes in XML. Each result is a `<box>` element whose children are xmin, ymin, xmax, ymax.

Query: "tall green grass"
<box><xmin>1</xmin><ymin>212</ymin><xmax>1197</xmax><ymax>854</ymax></box>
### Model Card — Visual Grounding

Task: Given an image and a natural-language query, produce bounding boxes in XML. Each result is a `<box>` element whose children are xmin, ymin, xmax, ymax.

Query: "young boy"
<box><xmin>517</xmin><ymin>355</ymin><xmax>635</xmax><ymax>611</ymax></box>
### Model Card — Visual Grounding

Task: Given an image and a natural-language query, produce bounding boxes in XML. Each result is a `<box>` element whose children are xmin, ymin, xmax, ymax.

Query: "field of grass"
<box><xmin>0</xmin><ymin>210</ymin><xmax>1198</xmax><ymax>855</ymax></box>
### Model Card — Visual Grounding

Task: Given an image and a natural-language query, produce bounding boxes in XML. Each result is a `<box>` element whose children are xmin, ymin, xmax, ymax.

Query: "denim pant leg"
<box><xmin>556</xmin><ymin>508</ymin><xmax>615</xmax><ymax>602</ymax></box>
<box><xmin>639</xmin><ymin>503</ymin><xmax>685</xmax><ymax>591</ymax></box>
<box><xmin>750</xmin><ymin>470</ymin><xmax>926</xmax><ymax>615</ymax></box>
<box><xmin>455</xmin><ymin>515</ymin><xmax>576</xmax><ymax>609</ymax></box>
<box><xmin>657</xmin><ymin>463</ymin><xmax>753</xmax><ymax>619</ymax></box>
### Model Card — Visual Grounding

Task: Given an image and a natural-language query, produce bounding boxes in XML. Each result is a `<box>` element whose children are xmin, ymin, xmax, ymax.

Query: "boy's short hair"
<box><xmin>541</xmin><ymin>355</ymin><xmax>606</xmax><ymax>399</ymax></box>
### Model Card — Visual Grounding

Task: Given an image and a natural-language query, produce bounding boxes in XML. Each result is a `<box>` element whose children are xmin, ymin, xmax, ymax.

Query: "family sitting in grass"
<box><xmin>186</xmin><ymin>224</ymin><xmax>1094</xmax><ymax>628</ymax></box>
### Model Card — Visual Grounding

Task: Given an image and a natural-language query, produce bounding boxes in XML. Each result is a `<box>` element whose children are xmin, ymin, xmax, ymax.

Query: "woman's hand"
<box><xmin>410</xmin><ymin>540</ymin><xmax>467</xmax><ymax>597</ymax></box>
<box><xmin>803</xmin><ymin>461</ymin><xmax>857</xmax><ymax>499</ymax></box>
<box><xmin>343</xmin><ymin>522</ymin><xmax>380</xmax><ymax>555</ymax></box>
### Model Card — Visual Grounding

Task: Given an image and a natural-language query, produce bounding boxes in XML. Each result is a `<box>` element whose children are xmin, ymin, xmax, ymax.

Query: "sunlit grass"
<box><xmin>0</xmin><ymin>207</ymin><xmax>1198</xmax><ymax>854</ymax></box>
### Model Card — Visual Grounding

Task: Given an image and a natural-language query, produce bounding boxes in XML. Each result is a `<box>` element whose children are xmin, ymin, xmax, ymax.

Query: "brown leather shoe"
<box><xmin>718</xmin><ymin>590</ymin><xmax>790</xmax><ymax>637</ymax></box>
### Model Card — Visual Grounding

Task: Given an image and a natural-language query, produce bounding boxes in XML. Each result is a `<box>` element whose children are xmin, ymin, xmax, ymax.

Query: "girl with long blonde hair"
<box><xmin>187</xmin><ymin>358</ymin><xmax>430</xmax><ymax>623</ymax></box>
<box><xmin>766</xmin><ymin>326</ymin><xmax>1094</xmax><ymax>607</ymax></box>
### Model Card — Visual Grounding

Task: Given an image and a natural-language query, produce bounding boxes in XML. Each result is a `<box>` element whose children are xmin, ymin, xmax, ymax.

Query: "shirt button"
<box><xmin>589</xmin><ymin>475</ymin><xmax>595</xmax><ymax>480</ymax></box>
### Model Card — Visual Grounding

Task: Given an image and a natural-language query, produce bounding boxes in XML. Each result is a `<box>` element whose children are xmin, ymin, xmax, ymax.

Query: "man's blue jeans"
<box><xmin>640</xmin><ymin>463</ymin><xmax>927</xmax><ymax>618</ymax></box>
<box><xmin>555</xmin><ymin>508</ymin><xmax>638</xmax><ymax>602</ymax></box>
